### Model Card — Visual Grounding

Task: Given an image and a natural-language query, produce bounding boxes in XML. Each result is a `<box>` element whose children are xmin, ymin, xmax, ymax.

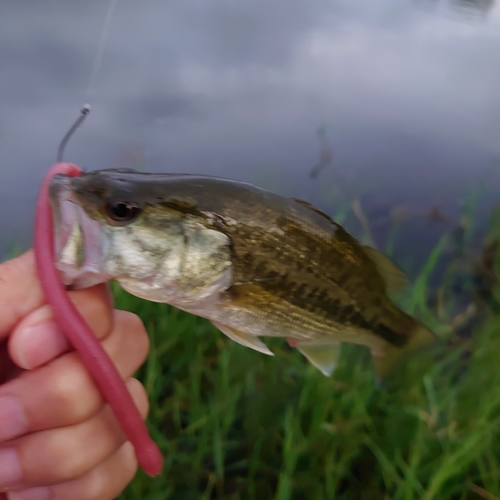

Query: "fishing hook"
<box><xmin>57</xmin><ymin>103</ymin><xmax>91</xmax><ymax>162</ymax></box>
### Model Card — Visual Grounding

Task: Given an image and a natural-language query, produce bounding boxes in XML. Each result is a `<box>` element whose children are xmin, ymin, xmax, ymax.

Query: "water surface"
<box><xmin>1</xmin><ymin>0</ymin><xmax>499</xmax><ymax>265</ymax></box>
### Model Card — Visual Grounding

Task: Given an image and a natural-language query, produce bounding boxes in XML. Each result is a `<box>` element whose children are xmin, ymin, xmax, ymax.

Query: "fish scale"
<box><xmin>49</xmin><ymin>169</ymin><xmax>436</xmax><ymax>380</ymax></box>
<box><xmin>225</xmin><ymin>218</ymin><xmax>382</xmax><ymax>333</ymax></box>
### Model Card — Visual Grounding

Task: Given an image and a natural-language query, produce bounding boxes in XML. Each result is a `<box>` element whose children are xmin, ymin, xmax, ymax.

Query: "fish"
<box><xmin>49</xmin><ymin>168</ymin><xmax>435</xmax><ymax>380</ymax></box>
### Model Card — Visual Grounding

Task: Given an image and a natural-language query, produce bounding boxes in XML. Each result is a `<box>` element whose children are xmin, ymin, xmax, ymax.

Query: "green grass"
<box><xmin>116</xmin><ymin>264</ymin><xmax>500</xmax><ymax>499</ymax></box>
<box><xmin>113</xmin><ymin>168</ymin><xmax>498</xmax><ymax>498</ymax></box>
<box><xmin>114</xmin><ymin>193</ymin><xmax>500</xmax><ymax>499</ymax></box>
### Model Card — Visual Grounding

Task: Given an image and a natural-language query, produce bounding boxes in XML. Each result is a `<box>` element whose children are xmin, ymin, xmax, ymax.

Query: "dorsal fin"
<box><xmin>292</xmin><ymin>198</ymin><xmax>338</xmax><ymax>225</ymax></box>
<box><xmin>362</xmin><ymin>246</ymin><xmax>409</xmax><ymax>292</ymax></box>
<box><xmin>292</xmin><ymin>198</ymin><xmax>408</xmax><ymax>292</ymax></box>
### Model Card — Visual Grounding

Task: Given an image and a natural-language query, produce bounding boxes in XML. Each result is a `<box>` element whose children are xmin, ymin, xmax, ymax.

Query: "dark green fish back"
<box><xmin>70</xmin><ymin>169</ymin><xmax>419</xmax><ymax>347</ymax></box>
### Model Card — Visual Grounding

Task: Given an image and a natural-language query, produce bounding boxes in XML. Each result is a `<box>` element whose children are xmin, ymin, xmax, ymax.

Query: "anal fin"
<box><xmin>211</xmin><ymin>321</ymin><xmax>274</xmax><ymax>356</ymax></box>
<box><xmin>294</xmin><ymin>341</ymin><xmax>341</xmax><ymax>376</ymax></box>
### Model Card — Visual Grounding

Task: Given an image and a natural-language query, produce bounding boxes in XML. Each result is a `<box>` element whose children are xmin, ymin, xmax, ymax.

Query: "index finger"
<box><xmin>0</xmin><ymin>251</ymin><xmax>112</xmax><ymax>345</ymax></box>
<box><xmin>0</xmin><ymin>251</ymin><xmax>44</xmax><ymax>342</ymax></box>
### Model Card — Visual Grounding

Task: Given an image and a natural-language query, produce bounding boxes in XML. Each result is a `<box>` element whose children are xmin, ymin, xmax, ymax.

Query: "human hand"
<box><xmin>0</xmin><ymin>251</ymin><xmax>151</xmax><ymax>500</ymax></box>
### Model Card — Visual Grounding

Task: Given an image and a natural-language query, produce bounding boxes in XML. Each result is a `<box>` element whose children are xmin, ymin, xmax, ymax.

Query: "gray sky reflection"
<box><xmin>1</xmin><ymin>0</ymin><xmax>499</xmax><ymax>258</ymax></box>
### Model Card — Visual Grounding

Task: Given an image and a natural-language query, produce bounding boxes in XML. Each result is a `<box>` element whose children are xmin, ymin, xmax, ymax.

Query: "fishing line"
<box><xmin>57</xmin><ymin>0</ymin><xmax>118</xmax><ymax>161</ymax></box>
<box><xmin>85</xmin><ymin>0</ymin><xmax>120</xmax><ymax>100</ymax></box>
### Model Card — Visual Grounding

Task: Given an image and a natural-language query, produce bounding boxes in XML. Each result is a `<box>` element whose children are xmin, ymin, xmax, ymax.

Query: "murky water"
<box><xmin>1</xmin><ymin>0</ymin><xmax>499</xmax><ymax>263</ymax></box>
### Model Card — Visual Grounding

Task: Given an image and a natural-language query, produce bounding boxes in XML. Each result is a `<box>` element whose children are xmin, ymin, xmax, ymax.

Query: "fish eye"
<box><xmin>105</xmin><ymin>201</ymin><xmax>141</xmax><ymax>223</ymax></box>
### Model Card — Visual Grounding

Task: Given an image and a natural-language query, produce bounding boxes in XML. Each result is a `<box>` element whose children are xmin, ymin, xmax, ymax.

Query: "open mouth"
<box><xmin>50</xmin><ymin>175</ymin><xmax>110</xmax><ymax>289</ymax></box>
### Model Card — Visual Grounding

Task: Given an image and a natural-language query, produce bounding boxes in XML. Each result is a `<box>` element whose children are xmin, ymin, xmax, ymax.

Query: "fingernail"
<box><xmin>17</xmin><ymin>321</ymin><xmax>68</xmax><ymax>369</ymax></box>
<box><xmin>8</xmin><ymin>487</ymin><xmax>50</xmax><ymax>500</ymax></box>
<box><xmin>0</xmin><ymin>397</ymin><xmax>28</xmax><ymax>442</ymax></box>
<box><xmin>0</xmin><ymin>448</ymin><xmax>22</xmax><ymax>489</ymax></box>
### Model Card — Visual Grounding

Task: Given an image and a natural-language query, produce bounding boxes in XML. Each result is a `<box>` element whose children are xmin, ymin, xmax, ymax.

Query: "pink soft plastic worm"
<box><xmin>34</xmin><ymin>162</ymin><xmax>163</xmax><ymax>477</ymax></box>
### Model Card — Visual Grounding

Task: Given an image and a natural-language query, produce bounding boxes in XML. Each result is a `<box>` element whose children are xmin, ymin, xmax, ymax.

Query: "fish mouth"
<box><xmin>50</xmin><ymin>175</ymin><xmax>110</xmax><ymax>289</ymax></box>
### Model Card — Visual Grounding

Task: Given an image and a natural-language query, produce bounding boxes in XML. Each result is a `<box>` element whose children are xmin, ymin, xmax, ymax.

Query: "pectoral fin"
<box><xmin>211</xmin><ymin>321</ymin><xmax>274</xmax><ymax>356</ymax></box>
<box><xmin>294</xmin><ymin>341</ymin><xmax>341</xmax><ymax>376</ymax></box>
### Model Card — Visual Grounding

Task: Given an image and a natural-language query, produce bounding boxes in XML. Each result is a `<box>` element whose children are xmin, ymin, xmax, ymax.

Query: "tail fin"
<box><xmin>371</xmin><ymin>323</ymin><xmax>436</xmax><ymax>383</ymax></box>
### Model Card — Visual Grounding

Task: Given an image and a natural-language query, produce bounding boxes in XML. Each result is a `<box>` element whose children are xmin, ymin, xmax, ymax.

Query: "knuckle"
<box><xmin>117</xmin><ymin>310</ymin><xmax>147</xmax><ymax>336</ymax></box>
<box><xmin>0</xmin><ymin>252</ymin><xmax>41</xmax><ymax>327</ymax></box>
<box><xmin>69</xmin><ymin>289</ymin><xmax>112</xmax><ymax>341</ymax></box>
<box><xmin>0</xmin><ymin>252</ymin><xmax>32</xmax><ymax>286</ymax></box>
<box><xmin>127</xmin><ymin>378</ymin><xmax>150</xmax><ymax>419</ymax></box>
<box><xmin>116</xmin><ymin>310</ymin><xmax>150</xmax><ymax>361</ymax></box>
<box><xmin>112</xmin><ymin>443</ymin><xmax>139</xmax><ymax>496</ymax></box>
<box><xmin>100</xmin><ymin>444</ymin><xmax>137</xmax><ymax>500</ymax></box>
<box><xmin>77</xmin><ymin>443</ymin><xmax>138</xmax><ymax>500</ymax></box>
<box><xmin>20</xmin><ymin>431</ymin><xmax>91</xmax><ymax>483</ymax></box>
<box><xmin>44</xmin><ymin>357</ymin><xmax>101</xmax><ymax>423</ymax></box>
<box><xmin>45</xmin><ymin>437</ymin><xmax>88</xmax><ymax>481</ymax></box>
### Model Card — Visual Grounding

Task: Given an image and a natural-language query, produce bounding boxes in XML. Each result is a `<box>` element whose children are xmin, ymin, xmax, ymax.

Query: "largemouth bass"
<box><xmin>49</xmin><ymin>169</ymin><xmax>435</xmax><ymax>379</ymax></box>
